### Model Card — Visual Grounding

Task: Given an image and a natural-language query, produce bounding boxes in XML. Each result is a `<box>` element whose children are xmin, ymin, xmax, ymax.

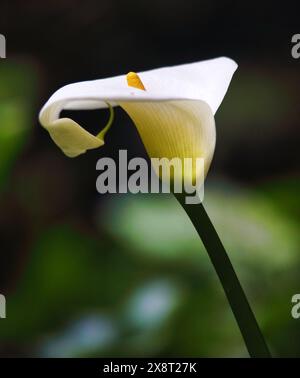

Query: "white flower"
<box><xmin>39</xmin><ymin>57</ymin><xmax>237</xmax><ymax>180</ymax></box>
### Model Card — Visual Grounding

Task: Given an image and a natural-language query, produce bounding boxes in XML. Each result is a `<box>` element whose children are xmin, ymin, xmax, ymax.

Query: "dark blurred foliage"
<box><xmin>0</xmin><ymin>0</ymin><xmax>299</xmax><ymax>357</ymax></box>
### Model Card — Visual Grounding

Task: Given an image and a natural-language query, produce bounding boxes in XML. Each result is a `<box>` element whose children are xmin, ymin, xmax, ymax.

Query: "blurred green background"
<box><xmin>0</xmin><ymin>0</ymin><xmax>299</xmax><ymax>357</ymax></box>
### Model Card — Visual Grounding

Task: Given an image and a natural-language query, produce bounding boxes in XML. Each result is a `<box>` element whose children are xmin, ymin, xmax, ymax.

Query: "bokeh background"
<box><xmin>0</xmin><ymin>0</ymin><xmax>299</xmax><ymax>357</ymax></box>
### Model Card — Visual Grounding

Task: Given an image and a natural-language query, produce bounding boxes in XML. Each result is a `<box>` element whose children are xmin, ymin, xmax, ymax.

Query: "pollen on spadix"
<box><xmin>126</xmin><ymin>72</ymin><xmax>146</xmax><ymax>91</ymax></box>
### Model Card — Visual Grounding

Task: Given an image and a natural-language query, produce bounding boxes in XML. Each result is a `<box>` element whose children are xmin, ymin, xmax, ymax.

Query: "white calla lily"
<box><xmin>38</xmin><ymin>58</ymin><xmax>274</xmax><ymax>358</ymax></box>
<box><xmin>39</xmin><ymin>57</ymin><xmax>237</xmax><ymax>179</ymax></box>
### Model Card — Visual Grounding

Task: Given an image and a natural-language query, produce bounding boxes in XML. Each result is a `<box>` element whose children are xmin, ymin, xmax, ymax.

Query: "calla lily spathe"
<box><xmin>39</xmin><ymin>57</ymin><xmax>237</xmax><ymax>180</ymax></box>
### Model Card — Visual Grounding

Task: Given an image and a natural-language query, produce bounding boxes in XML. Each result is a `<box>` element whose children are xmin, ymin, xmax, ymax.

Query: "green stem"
<box><xmin>174</xmin><ymin>193</ymin><xmax>271</xmax><ymax>358</ymax></box>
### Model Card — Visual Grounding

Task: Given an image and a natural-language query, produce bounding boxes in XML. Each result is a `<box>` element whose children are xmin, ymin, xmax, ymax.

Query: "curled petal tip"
<box><xmin>45</xmin><ymin>118</ymin><xmax>104</xmax><ymax>157</ymax></box>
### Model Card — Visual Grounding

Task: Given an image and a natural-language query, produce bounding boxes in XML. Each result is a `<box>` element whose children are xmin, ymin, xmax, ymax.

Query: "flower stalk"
<box><xmin>174</xmin><ymin>192</ymin><xmax>271</xmax><ymax>358</ymax></box>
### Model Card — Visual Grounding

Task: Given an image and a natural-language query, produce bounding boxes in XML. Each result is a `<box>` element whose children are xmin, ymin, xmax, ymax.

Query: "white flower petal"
<box><xmin>120</xmin><ymin>100</ymin><xmax>215</xmax><ymax>180</ymax></box>
<box><xmin>39</xmin><ymin>57</ymin><xmax>237</xmax><ymax>159</ymax></box>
